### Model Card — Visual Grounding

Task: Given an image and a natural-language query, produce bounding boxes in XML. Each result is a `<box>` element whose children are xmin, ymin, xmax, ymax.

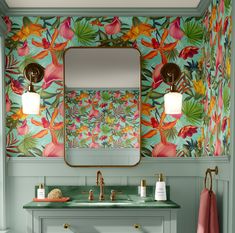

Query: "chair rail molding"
<box><xmin>0</xmin><ymin>0</ymin><xmax>211</xmax><ymax>16</ymax></box>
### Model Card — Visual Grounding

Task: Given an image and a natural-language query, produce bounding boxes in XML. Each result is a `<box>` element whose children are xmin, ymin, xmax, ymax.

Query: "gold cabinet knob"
<box><xmin>133</xmin><ymin>224</ymin><xmax>141</xmax><ymax>229</ymax></box>
<box><xmin>63</xmin><ymin>223</ymin><xmax>70</xmax><ymax>229</ymax></box>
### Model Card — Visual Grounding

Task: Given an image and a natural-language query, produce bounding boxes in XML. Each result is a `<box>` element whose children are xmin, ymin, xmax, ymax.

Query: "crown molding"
<box><xmin>0</xmin><ymin>0</ymin><xmax>211</xmax><ymax>17</ymax></box>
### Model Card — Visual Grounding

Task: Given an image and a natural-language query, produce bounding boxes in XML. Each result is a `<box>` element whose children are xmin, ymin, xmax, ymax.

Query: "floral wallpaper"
<box><xmin>3</xmin><ymin>0</ymin><xmax>231</xmax><ymax>158</ymax></box>
<box><xmin>65</xmin><ymin>89</ymin><xmax>140</xmax><ymax>149</ymax></box>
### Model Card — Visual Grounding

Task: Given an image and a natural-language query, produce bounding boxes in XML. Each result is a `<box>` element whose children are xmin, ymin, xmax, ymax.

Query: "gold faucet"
<box><xmin>96</xmin><ymin>170</ymin><xmax>105</xmax><ymax>201</ymax></box>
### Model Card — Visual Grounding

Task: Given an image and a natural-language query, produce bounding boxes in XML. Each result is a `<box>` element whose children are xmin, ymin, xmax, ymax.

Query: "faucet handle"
<box><xmin>88</xmin><ymin>189</ymin><xmax>94</xmax><ymax>201</ymax></box>
<box><xmin>110</xmin><ymin>190</ymin><xmax>116</xmax><ymax>201</ymax></box>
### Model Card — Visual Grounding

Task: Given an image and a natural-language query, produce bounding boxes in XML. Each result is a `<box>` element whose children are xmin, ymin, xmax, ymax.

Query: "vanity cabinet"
<box><xmin>26</xmin><ymin>209</ymin><xmax>177</xmax><ymax>233</ymax></box>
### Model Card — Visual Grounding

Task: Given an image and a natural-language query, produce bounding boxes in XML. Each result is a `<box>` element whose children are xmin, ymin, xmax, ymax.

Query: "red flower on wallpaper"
<box><xmin>178</xmin><ymin>125</ymin><xmax>198</xmax><ymax>138</ymax></box>
<box><xmin>104</xmin><ymin>17</ymin><xmax>121</xmax><ymax>35</ymax></box>
<box><xmin>11</xmin><ymin>79</ymin><xmax>24</xmax><ymax>95</ymax></box>
<box><xmin>179</xmin><ymin>46</ymin><xmax>199</xmax><ymax>59</ymax></box>
<box><xmin>3</xmin><ymin>16</ymin><xmax>12</xmax><ymax>33</ymax></box>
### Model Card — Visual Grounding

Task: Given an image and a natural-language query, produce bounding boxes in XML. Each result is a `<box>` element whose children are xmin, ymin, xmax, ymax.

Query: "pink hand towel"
<box><xmin>197</xmin><ymin>188</ymin><xmax>220</xmax><ymax>233</ymax></box>
<box><xmin>197</xmin><ymin>188</ymin><xmax>210</xmax><ymax>233</ymax></box>
<box><xmin>209</xmin><ymin>191</ymin><xmax>219</xmax><ymax>233</ymax></box>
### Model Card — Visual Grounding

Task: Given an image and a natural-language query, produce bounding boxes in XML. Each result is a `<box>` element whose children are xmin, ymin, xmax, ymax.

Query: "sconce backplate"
<box><xmin>23</xmin><ymin>63</ymin><xmax>45</xmax><ymax>83</ymax></box>
<box><xmin>160</xmin><ymin>63</ymin><xmax>181</xmax><ymax>85</ymax></box>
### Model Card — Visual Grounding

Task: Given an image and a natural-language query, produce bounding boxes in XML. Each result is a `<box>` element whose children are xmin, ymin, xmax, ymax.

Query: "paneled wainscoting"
<box><xmin>6</xmin><ymin>157</ymin><xmax>230</xmax><ymax>233</ymax></box>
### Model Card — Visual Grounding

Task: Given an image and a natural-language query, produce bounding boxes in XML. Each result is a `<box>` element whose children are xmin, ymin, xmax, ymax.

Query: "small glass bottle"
<box><xmin>140</xmin><ymin>179</ymin><xmax>146</xmax><ymax>198</ymax></box>
<box><xmin>37</xmin><ymin>184</ymin><xmax>45</xmax><ymax>199</ymax></box>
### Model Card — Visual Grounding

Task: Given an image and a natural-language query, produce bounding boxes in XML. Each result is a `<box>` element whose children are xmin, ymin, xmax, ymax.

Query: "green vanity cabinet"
<box><xmin>25</xmin><ymin>208</ymin><xmax>178</xmax><ymax>233</ymax></box>
<box><xmin>24</xmin><ymin>186</ymin><xmax>180</xmax><ymax>233</ymax></box>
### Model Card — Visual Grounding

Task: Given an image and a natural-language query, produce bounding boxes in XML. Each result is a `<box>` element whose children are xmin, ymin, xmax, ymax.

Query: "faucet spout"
<box><xmin>96</xmin><ymin>170</ymin><xmax>105</xmax><ymax>201</ymax></box>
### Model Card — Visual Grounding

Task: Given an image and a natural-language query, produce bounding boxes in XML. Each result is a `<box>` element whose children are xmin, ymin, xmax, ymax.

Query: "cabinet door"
<box><xmin>42</xmin><ymin>216</ymin><xmax>170</xmax><ymax>233</ymax></box>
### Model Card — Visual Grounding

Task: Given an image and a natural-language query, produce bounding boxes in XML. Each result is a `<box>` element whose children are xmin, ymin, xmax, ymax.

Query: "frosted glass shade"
<box><xmin>22</xmin><ymin>92</ymin><xmax>40</xmax><ymax>114</ymax></box>
<box><xmin>164</xmin><ymin>92</ymin><xmax>182</xmax><ymax>114</ymax></box>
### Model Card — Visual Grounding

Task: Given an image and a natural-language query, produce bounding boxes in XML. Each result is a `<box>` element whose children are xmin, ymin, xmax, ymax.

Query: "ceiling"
<box><xmin>5</xmin><ymin>0</ymin><xmax>201</xmax><ymax>9</ymax></box>
<box><xmin>0</xmin><ymin>0</ymin><xmax>210</xmax><ymax>16</ymax></box>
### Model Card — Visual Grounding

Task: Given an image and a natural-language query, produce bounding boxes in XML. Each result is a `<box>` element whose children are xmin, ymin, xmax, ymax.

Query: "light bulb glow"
<box><xmin>22</xmin><ymin>92</ymin><xmax>40</xmax><ymax>114</ymax></box>
<box><xmin>164</xmin><ymin>92</ymin><xmax>182</xmax><ymax>114</ymax></box>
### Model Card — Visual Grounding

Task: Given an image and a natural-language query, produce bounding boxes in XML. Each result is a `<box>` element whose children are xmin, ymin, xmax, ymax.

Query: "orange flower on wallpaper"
<box><xmin>12</xmin><ymin>23</ymin><xmax>45</xmax><ymax>42</ymax></box>
<box><xmin>122</xmin><ymin>23</ymin><xmax>155</xmax><ymax>41</ymax></box>
<box><xmin>141</xmin><ymin>29</ymin><xmax>178</xmax><ymax>63</ymax></box>
<box><xmin>32</xmin><ymin>29</ymin><xmax>68</xmax><ymax>65</ymax></box>
<box><xmin>142</xmin><ymin>103</ymin><xmax>156</xmax><ymax>116</ymax></box>
<box><xmin>11</xmin><ymin>108</ymin><xmax>27</xmax><ymax>121</ymax></box>
<box><xmin>142</xmin><ymin>111</ymin><xmax>178</xmax><ymax>143</ymax></box>
<box><xmin>31</xmin><ymin>108</ymin><xmax>63</xmax><ymax>143</ymax></box>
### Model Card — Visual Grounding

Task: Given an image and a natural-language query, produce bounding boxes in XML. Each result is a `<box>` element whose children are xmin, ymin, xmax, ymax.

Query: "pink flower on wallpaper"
<box><xmin>59</xmin><ymin>102</ymin><xmax>64</xmax><ymax>116</ymax></box>
<box><xmin>11</xmin><ymin>79</ymin><xmax>24</xmax><ymax>95</ymax></box>
<box><xmin>3</xmin><ymin>16</ymin><xmax>12</xmax><ymax>33</ymax></box>
<box><xmin>114</xmin><ymin>91</ymin><xmax>121</xmax><ymax>99</ymax></box>
<box><xmin>215</xmin><ymin>43</ymin><xmax>223</xmax><ymax>76</ymax></box>
<box><xmin>17</xmin><ymin>119</ymin><xmax>29</xmax><ymax>135</ymax></box>
<box><xmin>178</xmin><ymin>125</ymin><xmax>198</xmax><ymax>138</ymax></box>
<box><xmin>169</xmin><ymin>113</ymin><xmax>182</xmax><ymax>119</ymax></box>
<box><xmin>169</xmin><ymin>17</ymin><xmax>184</xmax><ymax>40</ymax></box>
<box><xmin>43</xmin><ymin>142</ymin><xmax>64</xmax><ymax>157</ymax></box>
<box><xmin>17</xmin><ymin>41</ymin><xmax>29</xmax><ymax>56</ymax></box>
<box><xmin>100</xmin><ymin>135</ymin><xmax>107</xmax><ymax>141</ymax></box>
<box><xmin>42</xmin><ymin>63</ymin><xmax>63</xmax><ymax>89</ymax></box>
<box><xmin>218</xmin><ymin>83</ymin><xmax>223</xmax><ymax>110</ymax></box>
<box><xmin>89</xmin><ymin>108</ymin><xmax>99</xmax><ymax>119</ymax></box>
<box><xmin>90</xmin><ymin>142</ymin><xmax>100</xmax><ymax>149</ymax></box>
<box><xmin>134</xmin><ymin>111</ymin><xmax>139</xmax><ymax>120</ymax></box>
<box><xmin>95</xmin><ymin>91</ymin><xmax>101</xmax><ymax>100</ymax></box>
<box><xmin>179</xmin><ymin>46</ymin><xmax>199</xmax><ymax>59</ymax></box>
<box><xmin>134</xmin><ymin>142</ymin><xmax>140</xmax><ymax>148</ymax></box>
<box><xmin>114</xmin><ymin>123</ymin><xmax>121</xmax><ymax>131</ymax></box>
<box><xmin>59</xmin><ymin>17</ymin><xmax>74</xmax><ymax>40</ymax></box>
<box><xmin>75</xmin><ymin>116</ymin><xmax>81</xmax><ymax>123</ymax></box>
<box><xmin>94</xmin><ymin>123</ymin><xmax>101</xmax><ymax>132</ymax></box>
<box><xmin>68</xmin><ymin>91</ymin><xmax>76</xmax><ymax>98</ymax></box>
<box><xmin>6</xmin><ymin>94</ymin><xmax>11</xmax><ymax>112</ymax></box>
<box><xmin>67</xmin><ymin>123</ymin><xmax>76</xmax><ymax>131</ymax></box>
<box><xmin>152</xmin><ymin>142</ymin><xmax>177</xmax><ymax>157</ymax></box>
<box><xmin>152</xmin><ymin>64</ymin><xmax>163</xmax><ymax>89</ymax></box>
<box><xmin>214</xmin><ymin>138</ymin><xmax>222</xmax><ymax>156</ymax></box>
<box><xmin>222</xmin><ymin>117</ymin><xmax>228</xmax><ymax>132</ymax></box>
<box><xmin>104</xmin><ymin>17</ymin><xmax>121</xmax><ymax>35</ymax></box>
<box><xmin>219</xmin><ymin>0</ymin><xmax>224</xmax><ymax>14</ymax></box>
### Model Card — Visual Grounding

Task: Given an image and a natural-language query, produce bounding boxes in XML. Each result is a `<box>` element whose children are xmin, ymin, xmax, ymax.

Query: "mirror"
<box><xmin>64</xmin><ymin>47</ymin><xmax>141</xmax><ymax>167</ymax></box>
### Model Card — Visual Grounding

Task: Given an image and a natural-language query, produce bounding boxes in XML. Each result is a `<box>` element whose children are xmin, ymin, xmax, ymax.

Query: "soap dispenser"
<box><xmin>155</xmin><ymin>173</ymin><xmax>167</xmax><ymax>201</ymax></box>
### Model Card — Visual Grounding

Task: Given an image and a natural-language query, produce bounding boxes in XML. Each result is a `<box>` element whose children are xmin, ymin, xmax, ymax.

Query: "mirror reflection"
<box><xmin>64</xmin><ymin>48</ymin><xmax>141</xmax><ymax>166</ymax></box>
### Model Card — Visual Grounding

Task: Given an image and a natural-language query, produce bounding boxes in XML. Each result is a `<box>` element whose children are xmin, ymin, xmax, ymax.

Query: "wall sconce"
<box><xmin>160</xmin><ymin>63</ymin><xmax>182</xmax><ymax>115</ymax></box>
<box><xmin>22</xmin><ymin>63</ymin><xmax>44</xmax><ymax>114</ymax></box>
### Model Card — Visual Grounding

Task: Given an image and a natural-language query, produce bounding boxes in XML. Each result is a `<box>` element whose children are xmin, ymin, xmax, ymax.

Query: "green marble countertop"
<box><xmin>23</xmin><ymin>186</ymin><xmax>180</xmax><ymax>209</ymax></box>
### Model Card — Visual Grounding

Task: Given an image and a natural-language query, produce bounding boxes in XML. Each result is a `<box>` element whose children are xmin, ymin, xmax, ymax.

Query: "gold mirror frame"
<box><xmin>63</xmin><ymin>46</ymin><xmax>142</xmax><ymax>167</ymax></box>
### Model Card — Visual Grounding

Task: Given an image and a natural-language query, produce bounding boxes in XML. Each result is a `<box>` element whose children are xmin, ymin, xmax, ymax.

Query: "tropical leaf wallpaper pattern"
<box><xmin>4</xmin><ymin>0</ymin><xmax>231</xmax><ymax>157</ymax></box>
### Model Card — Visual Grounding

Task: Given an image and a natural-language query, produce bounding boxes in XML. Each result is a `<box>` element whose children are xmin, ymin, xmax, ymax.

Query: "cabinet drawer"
<box><xmin>42</xmin><ymin>216</ymin><xmax>169</xmax><ymax>233</ymax></box>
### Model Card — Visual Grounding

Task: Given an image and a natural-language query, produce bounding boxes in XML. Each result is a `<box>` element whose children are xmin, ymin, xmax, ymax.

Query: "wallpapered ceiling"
<box><xmin>65</xmin><ymin>89</ymin><xmax>140</xmax><ymax>149</ymax></box>
<box><xmin>4</xmin><ymin>0</ymin><xmax>231</xmax><ymax>158</ymax></box>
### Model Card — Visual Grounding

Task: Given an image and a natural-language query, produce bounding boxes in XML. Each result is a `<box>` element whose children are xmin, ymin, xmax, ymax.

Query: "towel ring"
<box><xmin>204</xmin><ymin>169</ymin><xmax>213</xmax><ymax>192</ymax></box>
<box><xmin>204</xmin><ymin>166</ymin><xmax>218</xmax><ymax>192</ymax></box>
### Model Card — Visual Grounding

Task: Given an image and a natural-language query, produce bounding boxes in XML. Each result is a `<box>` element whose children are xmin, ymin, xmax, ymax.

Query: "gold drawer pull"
<box><xmin>134</xmin><ymin>224</ymin><xmax>141</xmax><ymax>229</ymax></box>
<box><xmin>63</xmin><ymin>223</ymin><xmax>70</xmax><ymax>229</ymax></box>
